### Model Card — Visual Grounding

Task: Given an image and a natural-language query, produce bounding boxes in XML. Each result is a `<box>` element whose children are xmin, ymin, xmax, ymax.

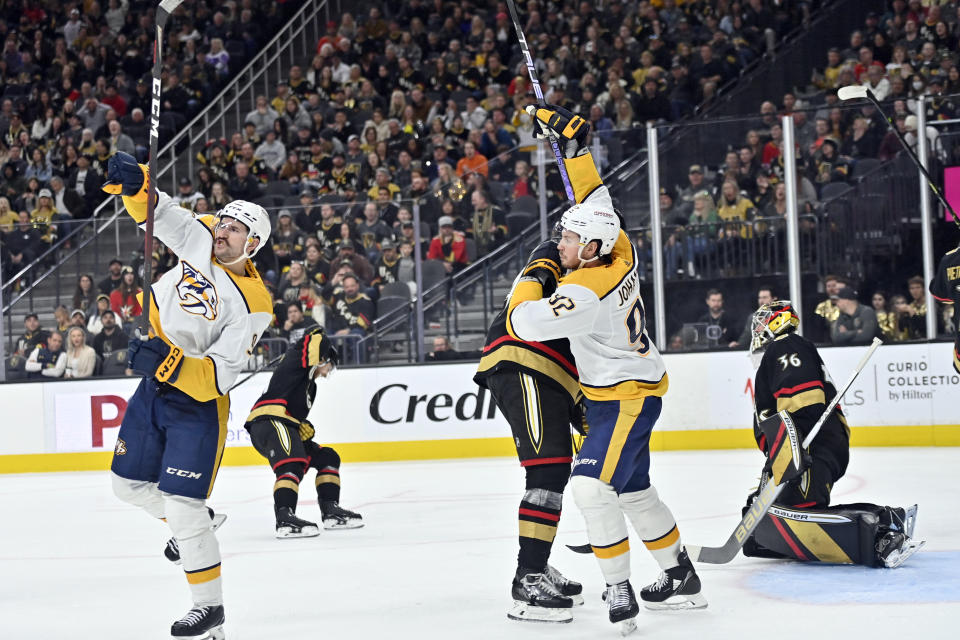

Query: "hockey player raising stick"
<box><xmin>931</xmin><ymin>247</ymin><xmax>959</xmax><ymax>373</ymax></box>
<box><xmin>474</xmin><ymin>234</ymin><xmax>585</xmax><ymax>622</ymax></box>
<box><xmin>244</xmin><ymin>327</ymin><xmax>363</xmax><ymax>536</ymax></box>
<box><xmin>105</xmin><ymin>151</ymin><xmax>273</xmax><ymax>639</ymax></box>
<box><xmin>506</xmin><ymin>104</ymin><xmax>706</xmax><ymax>635</ymax></box>
<box><xmin>742</xmin><ymin>301</ymin><xmax>922</xmax><ymax>567</ymax></box>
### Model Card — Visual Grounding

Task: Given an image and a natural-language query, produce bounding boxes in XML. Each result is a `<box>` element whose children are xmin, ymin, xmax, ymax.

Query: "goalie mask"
<box><xmin>556</xmin><ymin>202</ymin><xmax>620</xmax><ymax>268</ymax></box>
<box><xmin>750</xmin><ymin>301</ymin><xmax>799</xmax><ymax>366</ymax></box>
<box><xmin>216</xmin><ymin>200</ymin><xmax>272</xmax><ymax>265</ymax></box>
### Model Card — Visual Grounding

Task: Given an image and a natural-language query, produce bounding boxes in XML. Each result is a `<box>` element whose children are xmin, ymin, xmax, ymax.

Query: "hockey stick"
<box><xmin>505</xmin><ymin>0</ymin><xmax>576</xmax><ymax>203</ymax></box>
<box><xmin>686</xmin><ymin>336</ymin><xmax>883</xmax><ymax>564</ymax></box>
<box><xmin>837</xmin><ymin>85</ymin><xmax>960</xmax><ymax>229</ymax></box>
<box><xmin>138</xmin><ymin>0</ymin><xmax>185</xmax><ymax>338</ymax></box>
<box><xmin>227</xmin><ymin>352</ymin><xmax>284</xmax><ymax>393</ymax></box>
<box><xmin>566</xmin><ymin>337</ymin><xmax>883</xmax><ymax>560</ymax></box>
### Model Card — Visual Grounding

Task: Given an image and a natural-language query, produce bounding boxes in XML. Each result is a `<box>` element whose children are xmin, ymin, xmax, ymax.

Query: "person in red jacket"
<box><xmin>426</xmin><ymin>215</ymin><xmax>469</xmax><ymax>273</ymax></box>
<box><xmin>109</xmin><ymin>266</ymin><xmax>142</xmax><ymax>322</ymax></box>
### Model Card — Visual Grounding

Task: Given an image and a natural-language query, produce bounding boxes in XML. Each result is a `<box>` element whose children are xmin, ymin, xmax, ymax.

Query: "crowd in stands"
<box><xmin>5</xmin><ymin>0</ymin><xmax>957</xmax><ymax>373</ymax></box>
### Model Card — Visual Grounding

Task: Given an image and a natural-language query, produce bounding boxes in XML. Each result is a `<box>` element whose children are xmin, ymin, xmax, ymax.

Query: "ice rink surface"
<box><xmin>1</xmin><ymin>447</ymin><xmax>957</xmax><ymax>639</ymax></box>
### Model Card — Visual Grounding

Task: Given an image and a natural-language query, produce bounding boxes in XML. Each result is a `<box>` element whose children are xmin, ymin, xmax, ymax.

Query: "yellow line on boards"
<box><xmin>0</xmin><ymin>426</ymin><xmax>957</xmax><ymax>474</ymax></box>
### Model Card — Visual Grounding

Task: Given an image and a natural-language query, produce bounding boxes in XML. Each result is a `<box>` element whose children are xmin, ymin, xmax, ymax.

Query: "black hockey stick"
<box><xmin>138</xmin><ymin>0</ymin><xmax>185</xmax><ymax>337</ymax></box>
<box><xmin>838</xmin><ymin>85</ymin><xmax>960</xmax><ymax>229</ymax></box>
<box><xmin>566</xmin><ymin>338</ymin><xmax>883</xmax><ymax>562</ymax></box>
<box><xmin>505</xmin><ymin>0</ymin><xmax>575</xmax><ymax>203</ymax></box>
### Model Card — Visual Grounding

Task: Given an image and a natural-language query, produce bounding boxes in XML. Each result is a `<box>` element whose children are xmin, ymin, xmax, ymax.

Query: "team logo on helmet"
<box><xmin>176</xmin><ymin>261</ymin><xmax>220</xmax><ymax>320</ymax></box>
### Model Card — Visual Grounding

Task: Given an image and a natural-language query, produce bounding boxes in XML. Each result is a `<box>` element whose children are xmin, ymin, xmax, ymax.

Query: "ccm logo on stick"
<box><xmin>166</xmin><ymin>467</ymin><xmax>203</xmax><ymax>479</ymax></box>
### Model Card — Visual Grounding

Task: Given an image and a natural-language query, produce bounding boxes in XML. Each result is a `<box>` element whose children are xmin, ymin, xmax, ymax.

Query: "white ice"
<box><xmin>1</xmin><ymin>447</ymin><xmax>957</xmax><ymax>639</ymax></box>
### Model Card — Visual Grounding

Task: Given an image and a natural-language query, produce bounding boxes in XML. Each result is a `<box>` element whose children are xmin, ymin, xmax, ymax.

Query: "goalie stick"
<box><xmin>505</xmin><ymin>0</ymin><xmax>575</xmax><ymax>203</ymax></box>
<box><xmin>838</xmin><ymin>85</ymin><xmax>960</xmax><ymax>229</ymax></box>
<box><xmin>566</xmin><ymin>337</ymin><xmax>883</xmax><ymax>563</ymax></box>
<box><xmin>138</xmin><ymin>0</ymin><xmax>185</xmax><ymax>337</ymax></box>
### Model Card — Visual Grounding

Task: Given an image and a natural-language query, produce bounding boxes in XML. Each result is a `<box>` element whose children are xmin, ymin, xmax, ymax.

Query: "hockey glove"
<box><xmin>526</xmin><ymin>104</ymin><xmax>591</xmax><ymax>159</ymax></box>
<box><xmin>299</xmin><ymin>420</ymin><xmax>316</xmax><ymax>441</ymax></box>
<box><xmin>521</xmin><ymin>239</ymin><xmax>562</xmax><ymax>293</ymax></box>
<box><xmin>128</xmin><ymin>336</ymin><xmax>184</xmax><ymax>383</ymax></box>
<box><xmin>102</xmin><ymin>151</ymin><xmax>150</xmax><ymax>202</ymax></box>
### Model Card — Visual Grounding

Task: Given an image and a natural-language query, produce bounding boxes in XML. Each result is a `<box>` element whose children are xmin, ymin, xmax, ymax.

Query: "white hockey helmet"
<box><xmin>558</xmin><ymin>202</ymin><xmax>620</xmax><ymax>265</ymax></box>
<box><xmin>217</xmin><ymin>200</ymin><xmax>271</xmax><ymax>263</ymax></box>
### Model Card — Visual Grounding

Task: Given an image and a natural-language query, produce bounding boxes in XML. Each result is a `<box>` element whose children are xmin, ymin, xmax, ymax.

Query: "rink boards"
<box><xmin>0</xmin><ymin>341</ymin><xmax>957</xmax><ymax>473</ymax></box>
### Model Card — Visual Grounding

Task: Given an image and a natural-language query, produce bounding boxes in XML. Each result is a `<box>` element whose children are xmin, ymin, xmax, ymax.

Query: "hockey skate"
<box><xmin>605</xmin><ymin>580</ymin><xmax>639</xmax><ymax>636</ymax></box>
<box><xmin>640</xmin><ymin>548</ymin><xmax>708</xmax><ymax>610</ymax></box>
<box><xmin>165</xmin><ymin>511</ymin><xmax>228</xmax><ymax>565</ymax></box>
<box><xmin>877</xmin><ymin>504</ymin><xmax>924</xmax><ymax>568</ymax></box>
<box><xmin>170</xmin><ymin>604</ymin><xmax>225</xmax><ymax>639</ymax></box>
<box><xmin>508</xmin><ymin>572</ymin><xmax>574</xmax><ymax>623</ymax></box>
<box><xmin>545</xmin><ymin>564</ymin><xmax>584</xmax><ymax>606</ymax></box>
<box><xmin>320</xmin><ymin>500</ymin><xmax>364</xmax><ymax>529</ymax></box>
<box><xmin>275</xmin><ymin>506</ymin><xmax>320</xmax><ymax>538</ymax></box>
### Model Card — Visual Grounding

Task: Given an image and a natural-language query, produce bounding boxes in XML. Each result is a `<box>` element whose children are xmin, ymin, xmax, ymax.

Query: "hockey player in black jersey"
<box><xmin>930</xmin><ymin>245</ymin><xmax>960</xmax><ymax>372</ymax></box>
<box><xmin>474</xmin><ymin>239</ymin><xmax>584</xmax><ymax>623</ymax></box>
<box><xmin>244</xmin><ymin>327</ymin><xmax>363</xmax><ymax>537</ymax></box>
<box><xmin>743</xmin><ymin>301</ymin><xmax>922</xmax><ymax>568</ymax></box>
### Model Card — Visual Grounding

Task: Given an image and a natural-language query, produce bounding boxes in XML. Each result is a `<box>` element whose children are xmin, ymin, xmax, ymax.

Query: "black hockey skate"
<box><xmin>165</xmin><ymin>510</ymin><xmax>227</xmax><ymax>565</ymax></box>
<box><xmin>275</xmin><ymin>506</ymin><xmax>320</xmax><ymax>538</ymax></box>
<box><xmin>545</xmin><ymin>564</ymin><xmax>584</xmax><ymax>606</ymax></box>
<box><xmin>320</xmin><ymin>500</ymin><xmax>364</xmax><ymax>530</ymax></box>
<box><xmin>640</xmin><ymin>548</ymin><xmax>708</xmax><ymax>610</ymax></box>
<box><xmin>170</xmin><ymin>604</ymin><xmax>225</xmax><ymax>639</ymax></box>
<box><xmin>876</xmin><ymin>504</ymin><xmax>924</xmax><ymax>568</ymax></box>
<box><xmin>605</xmin><ymin>580</ymin><xmax>639</xmax><ymax>636</ymax></box>
<box><xmin>508</xmin><ymin>571</ymin><xmax>574</xmax><ymax>623</ymax></box>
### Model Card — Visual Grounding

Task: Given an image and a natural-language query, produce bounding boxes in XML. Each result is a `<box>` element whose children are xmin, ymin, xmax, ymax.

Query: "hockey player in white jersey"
<box><xmin>507</xmin><ymin>105</ymin><xmax>706</xmax><ymax>634</ymax></box>
<box><xmin>104</xmin><ymin>151</ymin><xmax>273</xmax><ymax>639</ymax></box>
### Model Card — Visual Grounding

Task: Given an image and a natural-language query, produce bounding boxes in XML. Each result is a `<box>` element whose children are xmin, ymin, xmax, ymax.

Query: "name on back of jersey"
<box><xmin>616</xmin><ymin>271</ymin><xmax>639</xmax><ymax>307</ymax></box>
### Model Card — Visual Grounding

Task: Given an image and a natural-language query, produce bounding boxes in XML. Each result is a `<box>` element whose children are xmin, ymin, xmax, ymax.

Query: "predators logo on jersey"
<box><xmin>176</xmin><ymin>261</ymin><xmax>220</xmax><ymax>320</ymax></box>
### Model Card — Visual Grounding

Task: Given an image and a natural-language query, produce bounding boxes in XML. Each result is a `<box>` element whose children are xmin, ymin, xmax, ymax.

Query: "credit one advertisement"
<box><xmin>39</xmin><ymin>342</ymin><xmax>960</xmax><ymax>454</ymax></box>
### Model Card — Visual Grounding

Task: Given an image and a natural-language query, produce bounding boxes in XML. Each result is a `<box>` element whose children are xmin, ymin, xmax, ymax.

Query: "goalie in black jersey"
<box><xmin>244</xmin><ymin>328</ymin><xmax>363</xmax><ymax>537</ymax></box>
<box><xmin>743</xmin><ymin>301</ymin><xmax>922</xmax><ymax>568</ymax></box>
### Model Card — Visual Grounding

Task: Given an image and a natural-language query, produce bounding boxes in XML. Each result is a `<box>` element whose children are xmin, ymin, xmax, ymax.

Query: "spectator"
<box><xmin>302</xmin><ymin>243</ymin><xmax>330</xmax><ymax>287</ymax></box>
<box><xmin>175</xmin><ymin>177</ymin><xmax>205</xmax><ymax>211</ymax></box>
<box><xmin>356</xmin><ymin>202</ymin><xmax>395</xmax><ymax>258</ymax></box>
<box><xmin>716</xmin><ymin>179</ymin><xmax>756</xmax><ymax>240</ymax></box>
<box><xmin>5</xmin><ymin>211</ymin><xmax>43</xmax><ymax>277</ymax></box>
<box><xmin>426</xmin><ymin>335</ymin><xmax>478</xmax><ymax>361</ymax></box>
<box><xmin>228</xmin><ymin>161</ymin><xmax>263</xmax><ymax>201</ymax></box>
<box><xmin>107</xmin><ymin>120</ymin><xmax>137</xmax><ymax>157</ymax></box>
<box><xmin>283</xmin><ymin>301</ymin><xmax>319</xmax><ymax>344</ymax></box>
<box><xmin>467</xmin><ymin>190</ymin><xmax>508</xmax><ymax>256</ymax></box>
<box><xmin>697</xmin><ymin>288</ymin><xmax>739</xmax><ymax>346</ymax></box>
<box><xmin>271</xmin><ymin>210</ymin><xmax>304</xmax><ymax>271</ymax></box>
<box><xmin>63</xmin><ymin>326</ymin><xmax>97</xmax><ymax>379</ymax></box>
<box><xmin>370</xmin><ymin>238</ymin><xmax>401</xmax><ymax>291</ymax></box>
<box><xmin>98</xmin><ymin>258</ymin><xmax>124</xmax><ymax>295</ymax></box>
<box><xmin>427</xmin><ymin>215</ymin><xmax>469</xmax><ymax>274</ymax></box>
<box><xmin>328</xmin><ymin>239</ymin><xmax>375</xmax><ymax>285</ymax></box>
<box><xmin>872</xmin><ymin>290</ymin><xmax>899</xmax><ymax>342</ymax></box>
<box><xmin>832</xmin><ymin>287</ymin><xmax>879</xmax><ymax>345</ymax></box>
<box><xmin>277</xmin><ymin>261</ymin><xmax>311</xmax><ymax>304</ymax></box>
<box><xmin>255</xmin><ymin>130</ymin><xmax>286</xmax><ymax>172</ymax></box>
<box><xmin>87</xmin><ymin>295</ymin><xmax>120</xmax><ymax>335</ymax></box>
<box><xmin>455</xmin><ymin>141</ymin><xmax>488</xmax><ymax>178</ymax></box>
<box><xmin>325</xmin><ymin>272</ymin><xmax>375</xmax><ymax>339</ymax></box>
<box><xmin>25</xmin><ymin>331</ymin><xmax>66</xmax><ymax>379</ymax></box>
<box><xmin>813</xmin><ymin>274</ymin><xmax>843</xmax><ymax>343</ymax></box>
<box><xmin>245</xmin><ymin>95</ymin><xmax>280</xmax><ymax>137</ymax></box>
<box><xmin>53</xmin><ymin>304</ymin><xmax>71</xmax><ymax>333</ymax></box>
<box><xmin>110</xmin><ymin>266</ymin><xmax>142</xmax><ymax>324</ymax></box>
<box><xmin>30</xmin><ymin>188</ymin><xmax>59</xmax><ymax>244</ymax></box>
<box><xmin>66</xmin><ymin>155</ymin><xmax>101</xmax><ymax>215</ymax></box>
<box><xmin>895</xmin><ymin>275</ymin><xmax>928</xmax><ymax>339</ymax></box>
<box><xmin>15</xmin><ymin>313</ymin><xmax>48</xmax><ymax>357</ymax></box>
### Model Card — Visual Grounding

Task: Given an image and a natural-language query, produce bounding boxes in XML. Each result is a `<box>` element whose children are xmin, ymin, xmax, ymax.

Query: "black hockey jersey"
<box><xmin>473</xmin><ymin>301</ymin><xmax>581</xmax><ymax>405</ymax></box>
<box><xmin>930</xmin><ymin>246</ymin><xmax>960</xmax><ymax>373</ymax></box>
<box><xmin>245</xmin><ymin>329</ymin><xmax>335</xmax><ymax>428</ymax></box>
<box><xmin>753</xmin><ymin>332</ymin><xmax>849</xmax><ymax>478</ymax></box>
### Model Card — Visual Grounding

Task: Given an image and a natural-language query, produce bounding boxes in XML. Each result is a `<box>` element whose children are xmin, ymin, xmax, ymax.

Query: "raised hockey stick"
<box><xmin>138</xmin><ymin>0</ymin><xmax>185</xmax><ymax>337</ymax></box>
<box><xmin>838</xmin><ymin>85</ymin><xmax>960</xmax><ymax>229</ymax></box>
<box><xmin>686</xmin><ymin>337</ymin><xmax>883</xmax><ymax>564</ymax></box>
<box><xmin>505</xmin><ymin>0</ymin><xmax>576</xmax><ymax>203</ymax></box>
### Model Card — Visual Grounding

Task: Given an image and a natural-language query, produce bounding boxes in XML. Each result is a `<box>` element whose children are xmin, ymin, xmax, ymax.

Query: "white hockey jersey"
<box><xmin>506</xmin><ymin>187</ymin><xmax>668</xmax><ymax>402</ymax></box>
<box><xmin>136</xmin><ymin>192</ymin><xmax>273</xmax><ymax>402</ymax></box>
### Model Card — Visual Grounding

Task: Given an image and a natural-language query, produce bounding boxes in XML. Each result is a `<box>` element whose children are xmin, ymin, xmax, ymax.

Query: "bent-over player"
<box><xmin>744</xmin><ymin>301</ymin><xmax>922</xmax><ymax>567</ymax></box>
<box><xmin>105</xmin><ymin>151</ymin><xmax>273</xmax><ymax>639</ymax></box>
<box><xmin>474</xmin><ymin>239</ymin><xmax>584</xmax><ymax>623</ymax></box>
<box><xmin>244</xmin><ymin>327</ymin><xmax>362</xmax><ymax>536</ymax></box>
<box><xmin>507</xmin><ymin>105</ymin><xmax>706</xmax><ymax>634</ymax></box>
<box><xmin>930</xmin><ymin>246</ymin><xmax>959</xmax><ymax>372</ymax></box>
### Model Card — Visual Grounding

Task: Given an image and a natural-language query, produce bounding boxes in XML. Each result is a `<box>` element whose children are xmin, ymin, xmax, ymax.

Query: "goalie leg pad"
<box><xmin>620</xmin><ymin>486</ymin><xmax>683</xmax><ymax>571</ymax></box>
<box><xmin>747</xmin><ymin>503</ymin><xmax>917</xmax><ymax>567</ymax></box>
<box><xmin>112</xmin><ymin>473</ymin><xmax>166</xmax><ymax>519</ymax></box>
<box><xmin>165</xmin><ymin>493</ymin><xmax>222</xmax><ymax>606</ymax></box>
<box><xmin>570</xmin><ymin>475</ymin><xmax>631</xmax><ymax>585</ymax></box>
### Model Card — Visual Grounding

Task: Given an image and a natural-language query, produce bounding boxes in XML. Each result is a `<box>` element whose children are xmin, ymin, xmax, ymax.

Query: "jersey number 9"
<box><xmin>625</xmin><ymin>298</ymin><xmax>651</xmax><ymax>355</ymax></box>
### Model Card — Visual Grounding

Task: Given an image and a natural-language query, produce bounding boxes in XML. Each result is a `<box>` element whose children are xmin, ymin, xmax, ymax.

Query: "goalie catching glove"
<box><xmin>526</xmin><ymin>104</ymin><xmax>590</xmax><ymax>159</ymax></box>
